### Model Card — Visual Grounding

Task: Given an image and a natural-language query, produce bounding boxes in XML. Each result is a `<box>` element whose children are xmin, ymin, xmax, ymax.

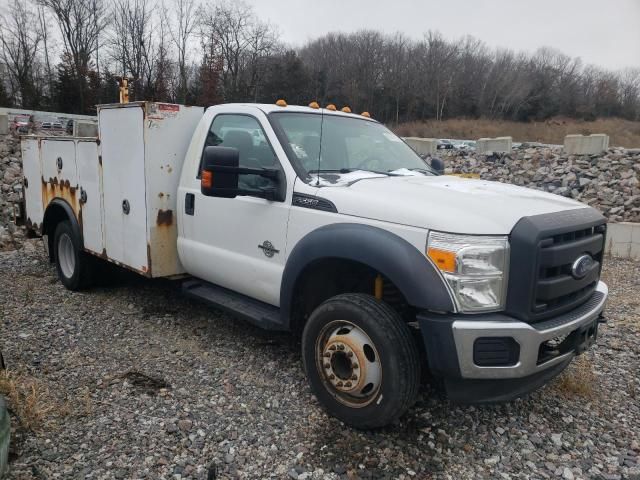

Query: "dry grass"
<box><xmin>0</xmin><ymin>370</ymin><xmax>58</xmax><ymax>430</ymax></box>
<box><xmin>393</xmin><ymin>117</ymin><xmax>640</xmax><ymax>148</ymax></box>
<box><xmin>550</xmin><ymin>356</ymin><xmax>597</xmax><ymax>399</ymax></box>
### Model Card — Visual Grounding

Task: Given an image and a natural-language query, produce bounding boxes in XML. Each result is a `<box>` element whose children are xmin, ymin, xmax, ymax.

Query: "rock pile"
<box><xmin>0</xmin><ymin>134</ymin><xmax>24</xmax><ymax>250</ymax></box>
<box><xmin>443</xmin><ymin>145</ymin><xmax>640</xmax><ymax>223</ymax></box>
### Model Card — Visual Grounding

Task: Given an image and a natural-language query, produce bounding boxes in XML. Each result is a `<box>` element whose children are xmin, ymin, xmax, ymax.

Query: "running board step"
<box><xmin>182</xmin><ymin>279</ymin><xmax>285</xmax><ymax>331</ymax></box>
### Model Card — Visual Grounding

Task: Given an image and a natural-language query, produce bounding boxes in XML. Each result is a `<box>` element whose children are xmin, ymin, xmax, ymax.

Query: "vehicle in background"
<box><xmin>11</xmin><ymin>115</ymin><xmax>33</xmax><ymax>134</ymax></box>
<box><xmin>66</xmin><ymin>119</ymin><xmax>74</xmax><ymax>135</ymax></box>
<box><xmin>40</xmin><ymin>121</ymin><xmax>52</xmax><ymax>130</ymax></box>
<box><xmin>18</xmin><ymin>101</ymin><xmax>609</xmax><ymax>429</ymax></box>
<box><xmin>437</xmin><ymin>139</ymin><xmax>454</xmax><ymax>150</ymax></box>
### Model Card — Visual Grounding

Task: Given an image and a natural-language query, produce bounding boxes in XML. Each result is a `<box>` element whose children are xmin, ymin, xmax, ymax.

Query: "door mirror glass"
<box><xmin>201</xmin><ymin>146</ymin><xmax>240</xmax><ymax>198</ymax></box>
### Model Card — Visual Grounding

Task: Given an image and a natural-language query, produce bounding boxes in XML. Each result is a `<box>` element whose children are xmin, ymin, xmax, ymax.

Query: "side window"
<box><xmin>200</xmin><ymin>114</ymin><xmax>280</xmax><ymax>192</ymax></box>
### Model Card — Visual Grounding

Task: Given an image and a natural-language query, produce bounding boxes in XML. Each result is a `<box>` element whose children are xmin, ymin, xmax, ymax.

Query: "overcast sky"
<box><xmin>245</xmin><ymin>0</ymin><xmax>640</xmax><ymax>71</ymax></box>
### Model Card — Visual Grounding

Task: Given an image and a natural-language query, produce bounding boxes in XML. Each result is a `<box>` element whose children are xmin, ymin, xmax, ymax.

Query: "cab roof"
<box><xmin>222</xmin><ymin>103</ymin><xmax>378</xmax><ymax>122</ymax></box>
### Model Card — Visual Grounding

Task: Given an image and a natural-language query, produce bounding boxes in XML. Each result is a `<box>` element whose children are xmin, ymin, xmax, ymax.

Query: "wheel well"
<box><xmin>289</xmin><ymin>258</ymin><xmax>411</xmax><ymax>334</ymax></box>
<box><xmin>42</xmin><ymin>202</ymin><xmax>74</xmax><ymax>262</ymax></box>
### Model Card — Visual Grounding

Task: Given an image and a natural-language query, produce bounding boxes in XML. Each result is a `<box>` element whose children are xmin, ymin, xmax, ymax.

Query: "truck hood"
<box><xmin>316</xmin><ymin>174</ymin><xmax>588</xmax><ymax>234</ymax></box>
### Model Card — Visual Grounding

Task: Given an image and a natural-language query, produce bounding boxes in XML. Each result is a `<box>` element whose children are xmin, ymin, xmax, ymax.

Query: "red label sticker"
<box><xmin>158</xmin><ymin>103</ymin><xmax>179</xmax><ymax>112</ymax></box>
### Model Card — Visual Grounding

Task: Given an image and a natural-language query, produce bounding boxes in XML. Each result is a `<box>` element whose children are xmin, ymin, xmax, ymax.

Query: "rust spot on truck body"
<box><xmin>156</xmin><ymin>209</ymin><xmax>173</xmax><ymax>226</ymax></box>
<box><xmin>41</xmin><ymin>175</ymin><xmax>82</xmax><ymax>227</ymax></box>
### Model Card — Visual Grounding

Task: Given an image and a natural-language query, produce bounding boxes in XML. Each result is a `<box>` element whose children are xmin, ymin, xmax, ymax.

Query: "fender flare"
<box><xmin>43</xmin><ymin>198</ymin><xmax>83</xmax><ymax>258</ymax></box>
<box><xmin>280</xmin><ymin>223</ymin><xmax>454</xmax><ymax>328</ymax></box>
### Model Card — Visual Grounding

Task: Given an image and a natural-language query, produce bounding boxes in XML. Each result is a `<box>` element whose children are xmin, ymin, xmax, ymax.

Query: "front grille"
<box><xmin>533</xmin><ymin>225</ymin><xmax>605</xmax><ymax>317</ymax></box>
<box><xmin>506</xmin><ymin>208</ymin><xmax>606</xmax><ymax>323</ymax></box>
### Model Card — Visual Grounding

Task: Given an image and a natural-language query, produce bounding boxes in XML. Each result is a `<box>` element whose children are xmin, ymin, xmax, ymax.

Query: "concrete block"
<box><xmin>476</xmin><ymin>136</ymin><xmax>512</xmax><ymax>154</ymax></box>
<box><xmin>563</xmin><ymin>134</ymin><xmax>609</xmax><ymax>155</ymax></box>
<box><xmin>403</xmin><ymin>137</ymin><xmax>438</xmax><ymax>156</ymax></box>
<box><xmin>605</xmin><ymin>222</ymin><xmax>640</xmax><ymax>259</ymax></box>
<box><xmin>0</xmin><ymin>114</ymin><xmax>8</xmax><ymax>135</ymax></box>
<box><xmin>74</xmin><ymin>121</ymin><xmax>98</xmax><ymax>137</ymax></box>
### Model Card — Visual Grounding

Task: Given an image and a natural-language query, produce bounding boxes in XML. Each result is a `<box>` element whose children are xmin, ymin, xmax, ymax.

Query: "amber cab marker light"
<box><xmin>341</xmin><ymin>106</ymin><xmax>352</xmax><ymax>113</ymax></box>
<box><xmin>326</xmin><ymin>104</ymin><xmax>337</xmax><ymax>111</ymax></box>
<box><xmin>276</xmin><ymin>99</ymin><xmax>287</xmax><ymax>107</ymax></box>
<box><xmin>427</xmin><ymin>247</ymin><xmax>456</xmax><ymax>273</ymax></box>
<box><xmin>308</xmin><ymin>101</ymin><xmax>320</xmax><ymax>109</ymax></box>
<box><xmin>201</xmin><ymin>170</ymin><xmax>213</xmax><ymax>189</ymax></box>
<box><xmin>361</xmin><ymin>111</ymin><xmax>371</xmax><ymax>118</ymax></box>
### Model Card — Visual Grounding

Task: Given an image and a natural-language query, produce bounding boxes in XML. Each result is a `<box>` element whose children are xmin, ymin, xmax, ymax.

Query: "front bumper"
<box><xmin>417</xmin><ymin>281</ymin><xmax>608</xmax><ymax>402</ymax></box>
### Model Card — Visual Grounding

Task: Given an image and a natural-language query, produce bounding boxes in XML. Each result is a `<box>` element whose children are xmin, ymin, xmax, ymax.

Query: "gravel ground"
<box><xmin>0</xmin><ymin>241</ymin><xmax>639</xmax><ymax>480</ymax></box>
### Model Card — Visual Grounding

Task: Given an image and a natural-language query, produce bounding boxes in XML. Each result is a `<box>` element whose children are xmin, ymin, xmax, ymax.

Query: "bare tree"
<box><xmin>0</xmin><ymin>0</ymin><xmax>44</xmax><ymax>108</ymax></box>
<box><xmin>38</xmin><ymin>0</ymin><xmax>108</xmax><ymax>112</ymax></box>
<box><xmin>110</xmin><ymin>0</ymin><xmax>154</xmax><ymax>100</ymax></box>
<box><xmin>163</xmin><ymin>0</ymin><xmax>197</xmax><ymax>103</ymax></box>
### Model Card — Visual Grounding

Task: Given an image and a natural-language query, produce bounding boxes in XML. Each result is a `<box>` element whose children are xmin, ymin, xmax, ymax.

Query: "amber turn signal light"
<box><xmin>325</xmin><ymin>104</ymin><xmax>337</xmax><ymax>111</ymax></box>
<box><xmin>427</xmin><ymin>247</ymin><xmax>456</xmax><ymax>273</ymax></box>
<box><xmin>201</xmin><ymin>170</ymin><xmax>213</xmax><ymax>189</ymax></box>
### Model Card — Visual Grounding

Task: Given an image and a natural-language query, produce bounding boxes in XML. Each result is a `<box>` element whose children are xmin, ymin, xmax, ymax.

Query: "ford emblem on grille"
<box><xmin>571</xmin><ymin>254</ymin><xmax>595</xmax><ymax>279</ymax></box>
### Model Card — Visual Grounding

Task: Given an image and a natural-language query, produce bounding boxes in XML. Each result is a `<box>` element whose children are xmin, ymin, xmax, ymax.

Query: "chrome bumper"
<box><xmin>451</xmin><ymin>281</ymin><xmax>608</xmax><ymax>380</ymax></box>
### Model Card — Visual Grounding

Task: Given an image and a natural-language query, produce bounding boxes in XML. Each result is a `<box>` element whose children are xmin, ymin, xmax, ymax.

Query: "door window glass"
<box><xmin>201</xmin><ymin>114</ymin><xmax>279</xmax><ymax>191</ymax></box>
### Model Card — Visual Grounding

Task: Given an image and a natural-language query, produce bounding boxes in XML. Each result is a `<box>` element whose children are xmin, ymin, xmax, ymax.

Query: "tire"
<box><xmin>53</xmin><ymin>221</ymin><xmax>93</xmax><ymax>290</ymax></box>
<box><xmin>302</xmin><ymin>293</ymin><xmax>420</xmax><ymax>429</ymax></box>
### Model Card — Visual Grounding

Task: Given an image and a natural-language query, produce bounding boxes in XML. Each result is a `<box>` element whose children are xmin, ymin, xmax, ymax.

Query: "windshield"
<box><xmin>270</xmin><ymin>112</ymin><xmax>436</xmax><ymax>181</ymax></box>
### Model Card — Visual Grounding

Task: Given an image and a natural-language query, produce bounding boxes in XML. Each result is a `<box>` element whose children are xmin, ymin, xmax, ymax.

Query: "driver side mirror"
<box><xmin>429</xmin><ymin>157</ymin><xmax>445</xmax><ymax>175</ymax></box>
<box><xmin>201</xmin><ymin>146</ymin><xmax>240</xmax><ymax>198</ymax></box>
<box><xmin>201</xmin><ymin>146</ymin><xmax>283</xmax><ymax>200</ymax></box>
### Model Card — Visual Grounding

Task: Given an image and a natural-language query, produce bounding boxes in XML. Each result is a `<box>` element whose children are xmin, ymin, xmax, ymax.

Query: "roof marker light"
<box><xmin>276</xmin><ymin>99</ymin><xmax>287</xmax><ymax>107</ymax></box>
<box><xmin>308</xmin><ymin>101</ymin><xmax>320</xmax><ymax>109</ymax></box>
<box><xmin>326</xmin><ymin>104</ymin><xmax>337</xmax><ymax>111</ymax></box>
<box><xmin>361</xmin><ymin>111</ymin><xmax>371</xmax><ymax>118</ymax></box>
<box><xmin>341</xmin><ymin>106</ymin><xmax>352</xmax><ymax>113</ymax></box>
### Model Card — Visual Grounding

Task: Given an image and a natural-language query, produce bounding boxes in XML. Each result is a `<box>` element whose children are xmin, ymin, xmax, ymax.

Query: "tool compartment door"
<box><xmin>99</xmin><ymin>106</ymin><xmax>148</xmax><ymax>274</ymax></box>
<box><xmin>76</xmin><ymin>140</ymin><xmax>103</xmax><ymax>254</ymax></box>
<box><xmin>21</xmin><ymin>138</ymin><xmax>44</xmax><ymax>232</ymax></box>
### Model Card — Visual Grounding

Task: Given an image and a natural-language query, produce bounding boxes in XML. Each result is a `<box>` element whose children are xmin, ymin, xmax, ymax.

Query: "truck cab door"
<box><xmin>178</xmin><ymin>107</ymin><xmax>292</xmax><ymax>306</ymax></box>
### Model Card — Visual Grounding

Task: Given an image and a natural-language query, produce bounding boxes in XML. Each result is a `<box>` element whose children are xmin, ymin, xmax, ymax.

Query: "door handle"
<box><xmin>185</xmin><ymin>193</ymin><xmax>195</xmax><ymax>215</ymax></box>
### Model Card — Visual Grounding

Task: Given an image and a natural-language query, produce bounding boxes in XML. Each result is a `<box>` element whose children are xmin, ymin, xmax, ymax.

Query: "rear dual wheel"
<box><xmin>302</xmin><ymin>293</ymin><xmax>420</xmax><ymax>429</ymax></box>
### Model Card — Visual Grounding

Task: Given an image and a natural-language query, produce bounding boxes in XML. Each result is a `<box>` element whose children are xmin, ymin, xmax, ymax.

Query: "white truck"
<box><xmin>19</xmin><ymin>101</ymin><xmax>608</xmax><ymax>428</ymax></box>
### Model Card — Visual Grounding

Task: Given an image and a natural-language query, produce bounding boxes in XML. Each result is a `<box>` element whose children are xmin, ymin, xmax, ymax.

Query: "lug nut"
<box><xmin>336</xmin><ymin>381</ymin><xmax>343</xmax><ymax>387</ymax></box>
<box><xmin>351</xmin><ymin>374</ymin><xmax>357</xmax><ymax>380</ymax></box>
<box><xmin>347</xmin><ymin>351</ymin><xmax>353</xmax><ymax>357</ymax></box>
<box><xmin>345</xmin><ymin>382</ymin><xmax>352</xmax><ymax>387</ymax></box>
<box><xmin>329</xmin><ymin>374</ymin><xmax>335</xmax><ymax>380</ymax></box>
<box><xmin>323</xmin><ymin>352</ymin><xmax>331</xmax><ymax>358</ymax></box>
<box><xmin>329</xmin><ymin>345</ymin><xmax>336</xmax><ymax>351</ymax></box>
<box><xmin>324</xmin><ymin>363</ymin><xmax>330</xmax><ymax>369</ymax></box>
<box><xmin>338</xmin><ymin>344</ymin><xmax>345</xmax><ymax>351</ymax></box>
<box><xmin>352</xmin><ymin>364</ymin><xmax>359</xmax><ymax>369</ymax></box>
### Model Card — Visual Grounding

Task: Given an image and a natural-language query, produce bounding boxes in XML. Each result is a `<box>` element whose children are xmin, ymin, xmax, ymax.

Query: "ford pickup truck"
<box><xmin>19</xmin><ymin>101</ymin><xmax>608</xmax><ymax>428</ymax></box>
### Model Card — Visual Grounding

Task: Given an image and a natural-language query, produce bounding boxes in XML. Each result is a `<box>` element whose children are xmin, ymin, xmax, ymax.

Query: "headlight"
<box><xmin>427</xmin><ymin>231</ymin><xmax>509</xmax><ymax>313</ymax></box>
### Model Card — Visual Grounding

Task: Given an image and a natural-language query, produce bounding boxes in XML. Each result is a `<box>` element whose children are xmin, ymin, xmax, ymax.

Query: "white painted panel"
<box><xmin>99</xmin><ymin>106</ymin><xmax>148</xmax><ymax>273</ymax></box>
<box><xmin>21</xmin><ymin>138</ymin><xmax>44</xmax><ymax>231</ymax></box>
<box><xmin>41</xmin><ymin>139</ymin><xmax>77</xmax><ymax>187</ymax></box>
<box><xmin>143</xmin><ymin>103</ymin><xmax>203</xmax><ymax>277</ymax></box>
<box><xmin>76</xmin><ymin>140</ymin><xmax>103</xmax><ymax>254</ymax></box>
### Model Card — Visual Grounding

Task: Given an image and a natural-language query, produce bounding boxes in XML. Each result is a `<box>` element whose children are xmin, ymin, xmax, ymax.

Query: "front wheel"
<box><xmin>53</xmin><ymin>221</ymin><xmax>93</xmax><ymax>290</ymax></box>
<box><xmin>302</xmin><ymin>294</ymin><xmax>420</xmax><ymax>429</ymax></box>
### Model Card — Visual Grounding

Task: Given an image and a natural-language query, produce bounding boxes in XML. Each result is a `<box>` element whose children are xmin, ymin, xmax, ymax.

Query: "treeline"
<box><xmin>1</xmin><ymin>0</ymin><xmax>639</xmax><ymax>124</ymax></box>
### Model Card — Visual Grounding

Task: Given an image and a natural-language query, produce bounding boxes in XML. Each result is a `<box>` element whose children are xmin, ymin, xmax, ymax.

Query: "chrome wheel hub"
<box><xmin>316</xmin><ymin>321</ymin><xmax>382</xmax><ymax>407</ymax></box>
